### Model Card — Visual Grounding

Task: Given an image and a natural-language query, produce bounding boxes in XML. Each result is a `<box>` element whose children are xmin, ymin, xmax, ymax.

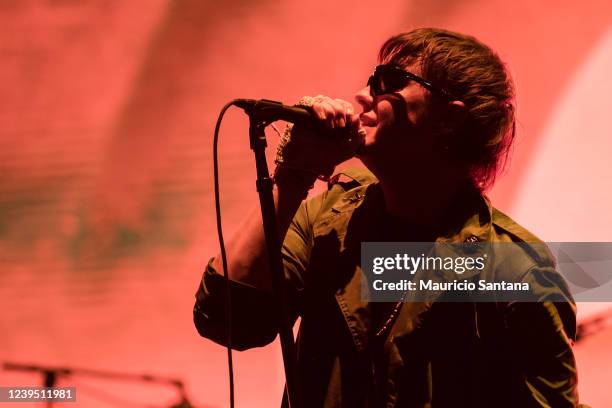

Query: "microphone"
<box><xmin>233</xmin><ymin>98</ymin><xmax>315</xmax><ymax>126</ymax></box>
<box><xmin>233</xmin><ymin>98</ymin><xmax>367</xmax><ymax>146</ymax></box>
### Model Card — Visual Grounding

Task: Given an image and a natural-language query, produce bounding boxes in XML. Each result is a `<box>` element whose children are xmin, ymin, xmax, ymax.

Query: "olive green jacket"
<box><xmin>194</xmin><ymin>168</ymin><xmax>579</xmax><ymax>407</ymax></box>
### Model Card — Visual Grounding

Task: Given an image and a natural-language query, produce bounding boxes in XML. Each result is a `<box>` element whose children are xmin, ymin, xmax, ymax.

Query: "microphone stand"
<box><xmin>245</xmin><ymin>109</ymin><xmax>301</xmax><ymax>408</ymax></box>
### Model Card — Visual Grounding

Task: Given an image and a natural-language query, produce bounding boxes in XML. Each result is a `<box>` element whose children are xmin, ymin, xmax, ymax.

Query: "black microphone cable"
<box><xmin>212</xmin><ymin>100</ymin><xmax>240</xmax><ymax>408</ymax></box>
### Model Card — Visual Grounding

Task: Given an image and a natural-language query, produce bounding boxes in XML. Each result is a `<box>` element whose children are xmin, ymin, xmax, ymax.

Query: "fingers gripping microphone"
<box><xmin>233</xmin><ymin>99</ymin><xmax>314</xmax><ymax>125</ymax></box>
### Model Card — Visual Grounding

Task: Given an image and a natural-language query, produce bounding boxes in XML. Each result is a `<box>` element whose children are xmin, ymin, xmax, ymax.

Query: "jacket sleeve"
<box><xmin>193</xmin><ymin>259</ymin><xmax>279</xmax><ymax>351</ymax></box>
<box><xmin>193</xmin><ymin>193</ymin><xmax>321</xmax><ymax>351</ymax></box>
<box><xmin>505</xmin><ymin>265</ymin><xmax>580</xmax><ymax>407</ymax></box>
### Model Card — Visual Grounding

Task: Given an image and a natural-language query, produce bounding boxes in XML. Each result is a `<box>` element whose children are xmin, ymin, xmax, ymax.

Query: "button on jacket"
<box><xmin>194</xmin><ymin>168</ymin><xmax>579</xmax><ymax>407</ymax></box>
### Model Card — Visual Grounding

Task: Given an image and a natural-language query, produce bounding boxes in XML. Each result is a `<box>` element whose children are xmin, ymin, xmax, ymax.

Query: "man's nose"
<box><xmin>355</xmin><ymin>86</ymin><xmax>373</xmax><ymax>112</ymax></box>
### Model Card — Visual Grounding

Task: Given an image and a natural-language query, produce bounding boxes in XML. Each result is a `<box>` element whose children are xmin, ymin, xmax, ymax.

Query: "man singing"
<box><xmin>193</xmin><ymin>28</ymin><xmax>581</xmax><ymax>407</ymax></box>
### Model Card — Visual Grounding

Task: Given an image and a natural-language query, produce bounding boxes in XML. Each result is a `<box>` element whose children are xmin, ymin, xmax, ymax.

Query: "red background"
<box><xmin>1</xmin><ymin>1</ymin><xmax>611</xmax><ymax>406</ymax></box>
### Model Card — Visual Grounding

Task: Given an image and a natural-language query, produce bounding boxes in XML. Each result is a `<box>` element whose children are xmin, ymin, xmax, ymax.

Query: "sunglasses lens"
<box><xmin>379</xmin><ymin>66</ymin><xmax>407</xmax><ymax>93</ymax></box>
<box><xmin>368</xmin><ymin>65</ymin><xmax>408</xmax><ymax>96</ymax></box>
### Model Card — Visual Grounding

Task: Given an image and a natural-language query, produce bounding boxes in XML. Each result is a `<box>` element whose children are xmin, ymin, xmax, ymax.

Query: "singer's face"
<box><xmin>354</xmin><ymin>62</ymin><xmax>443</xmax><ymax>170</ymax></box>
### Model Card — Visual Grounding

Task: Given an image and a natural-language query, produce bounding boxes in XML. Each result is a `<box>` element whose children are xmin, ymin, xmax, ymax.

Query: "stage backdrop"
<box><xmin>1</xmin><ymin>1</ymin><xmax>611</xmax><ymax>407</ymax></box>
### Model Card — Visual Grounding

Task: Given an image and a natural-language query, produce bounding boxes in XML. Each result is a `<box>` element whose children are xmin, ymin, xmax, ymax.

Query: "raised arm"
<box><xmin>193</xmin><ymin>96</ymin><xmax>364</xmax><ymax>350</ymax></box>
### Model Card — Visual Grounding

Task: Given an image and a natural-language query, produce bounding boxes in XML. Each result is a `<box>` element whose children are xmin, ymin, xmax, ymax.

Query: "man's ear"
<box><xmin>448</xmin><ymin>100</ymin><xmax>467</xmax><ymax>122</ymax></box>
<box><xmin>436</xmin><ymin>100</ymin><xmax>467</xmax><ymax>134</ymax></box>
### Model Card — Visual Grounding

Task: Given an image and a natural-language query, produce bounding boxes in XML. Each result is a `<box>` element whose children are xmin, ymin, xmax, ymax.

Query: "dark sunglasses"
<box><xmin>367</xmin><ymin>64</ymin><xmax>456</xmax><ymax>99</ymax></box>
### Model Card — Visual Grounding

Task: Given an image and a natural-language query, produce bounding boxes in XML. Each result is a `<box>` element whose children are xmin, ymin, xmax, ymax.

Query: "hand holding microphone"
<box><xmin>274</xmin><ymin>95</ymin><xmax>365</xmax><ymax>183</ymax></box>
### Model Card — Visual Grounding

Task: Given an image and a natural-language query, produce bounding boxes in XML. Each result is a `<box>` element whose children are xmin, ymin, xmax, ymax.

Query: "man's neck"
<box><xmin>377</xmin><ymin>169</ymin><xmax>469</xmax><ymax>229</ymax></box>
